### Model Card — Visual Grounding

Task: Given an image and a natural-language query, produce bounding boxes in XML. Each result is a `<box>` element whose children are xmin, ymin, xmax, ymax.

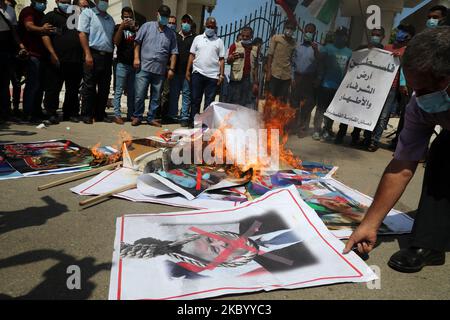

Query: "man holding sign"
<box><xmin>344</xmin><ymin>27</ymin><xmax>450</xmax><ymax>273</ymax></box>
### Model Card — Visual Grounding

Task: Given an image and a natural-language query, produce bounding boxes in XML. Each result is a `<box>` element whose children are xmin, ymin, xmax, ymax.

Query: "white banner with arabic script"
<box><xmin>325</xmin><ymin>48</ymin><xmax>400</xmax><ymax>131</ymax></box>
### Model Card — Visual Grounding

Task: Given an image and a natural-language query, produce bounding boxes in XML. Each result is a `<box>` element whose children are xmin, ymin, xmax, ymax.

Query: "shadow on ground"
<box><xmin>0</xmin><ymin>196</ymin><xmax>68</xmax><ymax>235</ymax></box>
<box><xmin>0</xmin><ymin>249</ymin><xmax>110</xmax><ymax>299</ymax></box>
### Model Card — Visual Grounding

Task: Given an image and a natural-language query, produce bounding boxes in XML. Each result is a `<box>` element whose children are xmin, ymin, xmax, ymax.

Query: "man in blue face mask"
<box><xmin>344</xmin><ymin>27</ymin><xmax>450</xmax><ymax>274</ymax></box>
<box><xmin>426</xmin><ymin>5</ymin><xmax>447</xmax><ymax>29</ymax></box>
<box><xmin>226</xmin><ymin>26</ymin><xmax>259</xmax><ymax>109</ymax></box>
<box><xmin>132</xmin><ymin>4</ymin><xmax>178</xmax><ymax>127</ymax></box>
<box><xmin>168</xmin><ymin>14</ymin><xmax>195</xmax><ymax>127</ymax></box>
<box><xmin>77</xmin><ymin>0</ymin><xmax>115</xmax><ymax>124</ymax></box>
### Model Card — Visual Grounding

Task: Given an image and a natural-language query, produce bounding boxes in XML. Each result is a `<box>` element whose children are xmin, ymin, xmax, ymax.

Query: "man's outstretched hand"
<box><xmin>343</xmin><ymin>223</ymin><xmax>378</xmax><ymax>255</ymax></box>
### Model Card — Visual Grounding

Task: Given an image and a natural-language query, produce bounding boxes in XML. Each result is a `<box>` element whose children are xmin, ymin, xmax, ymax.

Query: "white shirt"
<box><xmin>0</xmin><ymin>4</ymin><xmax>17</xmax><ymax>31</ymax></box>
<box><xmin>190</xmin><ymin>33</ymin><xmax>225</xmax><ymax>79</ymax></box>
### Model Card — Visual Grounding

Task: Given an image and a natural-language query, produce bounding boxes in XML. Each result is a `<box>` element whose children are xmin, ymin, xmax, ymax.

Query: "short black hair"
<box><xmin>158</xmin><ymin>5</ymin><xmax>171</xmax><ymax>17</ymax></box>
<box><xmin>241</xmin><ymin>26</ymin><xmax>254</xmax><ymax>36</ymax></box>
<box><xmin>429</xmin><ymin>5</ymin><xmax>448</xmax><ymax>17</ymax></box>
<box><xmin>121</xmin><ymin>7</ymin><xmax>133</xmax><ymax>16</ymax></box>
<box><xmin>371</xmin><ymin>26</ymin><xmax>385</xmax><ymax>36</ymax></box>
<box><xmin>304</xmin><ymin>23</ymin><xmax>317</xmax><ymax>31</ymax></box>
<box><xmin>284</xmin><ymin>21</ymin><xmax>296</xmax><ymax>30</ymax></box>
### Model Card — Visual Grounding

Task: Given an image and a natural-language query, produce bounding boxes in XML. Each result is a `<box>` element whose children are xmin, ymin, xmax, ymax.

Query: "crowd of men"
<box><xmin>0</xmin><ymin>0</ymin><xmax>448</xmax><ymax>139</ymax></box>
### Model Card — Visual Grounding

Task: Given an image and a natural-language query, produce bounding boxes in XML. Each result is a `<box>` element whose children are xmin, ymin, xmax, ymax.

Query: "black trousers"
<box><xmin>0</xmin><ymin>52</ymin><xmax>13</xmax><ymax>119</ymax></box>
<box><xmin>411</xmin><ymin>130</ymin><xmax>450</xmax><ymax>252</ymax></box>
<box><xmin>44</xmin><ymin>61</ymin><xmax>83</xmax><ymax>117</ymax></box>
<box><xmin>268</xmin><ymin>76</ymin><xmax>290</xmax><ymax>103</ymax></box>
<box><xmin>81</xmin><ymin>51</ymin><xmax>113</xmax><ymax>120</ymax></box>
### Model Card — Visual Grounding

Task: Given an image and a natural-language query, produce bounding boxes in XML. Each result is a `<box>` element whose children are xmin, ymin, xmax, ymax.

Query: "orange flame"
<box><xmin>90</xmin><ymin>129</ymin><xmax>133</xmax><ymax>165</ymax></box>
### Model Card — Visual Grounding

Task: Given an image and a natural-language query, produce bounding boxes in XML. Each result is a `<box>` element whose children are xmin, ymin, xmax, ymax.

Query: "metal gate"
<box><xmin>217</xmin><ymin>0</ymin><xmax>325</xmax><ymax>54</ymax></box>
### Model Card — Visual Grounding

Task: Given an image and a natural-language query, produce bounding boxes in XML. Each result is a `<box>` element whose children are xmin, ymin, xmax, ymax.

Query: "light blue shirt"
<box><xmin>135</xmin><ymin>21</ymin><xmax>178</xmax><ymax>75</ymax></box>
<box><xmin>77</xmin><ymin>7</ymin><xmax>115</xmax><ymax>53</ymax></box>
<box><xmin>293</xmin><ymin>42</ymin><xmax>320</xmax><ymax>75</ymax></box>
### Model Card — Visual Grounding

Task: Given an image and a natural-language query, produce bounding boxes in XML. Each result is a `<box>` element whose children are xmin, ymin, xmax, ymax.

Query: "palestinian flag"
<box><xmin>275</xmin><ymin>0</ymin><xmax>299</xmax><ymax>26</ymax></box>
<box><xmin>301</xmin><ymin>0</ymin><xmax>340</xmax><ymax>25</ymax></box>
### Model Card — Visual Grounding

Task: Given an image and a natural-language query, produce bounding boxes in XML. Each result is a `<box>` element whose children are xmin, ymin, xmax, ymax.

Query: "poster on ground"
<box><xmin>325</xmin><ymin>48</ymin><xmax>400</xmax><ymax>131</ymax></box>
<box><xmin>109</xmin><ymin>186</ymin><xmax>377</xmax><ymax>300</ymax></box>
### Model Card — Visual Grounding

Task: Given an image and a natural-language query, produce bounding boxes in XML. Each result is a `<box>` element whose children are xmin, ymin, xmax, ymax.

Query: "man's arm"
<box><xmin>42</xmin><ymin>35</ymin><xmax>59</xmax><ymax>65</ymax></box>
<box><xmin>185</xmin><ymin>53</ymin><xmax>194</xmax><ymax>82</ymax></box>
<box><xmin>343</xmin><ymin>159</ymin><xmax>418</xmax><ymax>254</ymax></box>
<box><xmin>218</xmin><ymin>57</ymin><xmax>225</xmax><ymax>85</ymax></box>
<box><xmin>167</xmin><ymin>54</ymin><xmax>177</xmax><ymax>80</ymax></box>
<box><xmin>133</xmin><ymin>43</ymin><xmax>141</xmax><ymax>70</ymax></box>
<box><xmin>113</xmin><ymin>24</ymin><xmax>125</xmax><ymax>46</ymax></box>
<box><xmin>79</xmin><ymin>31</ymin><xmax>93</xmax><ymax>69</ymax></box>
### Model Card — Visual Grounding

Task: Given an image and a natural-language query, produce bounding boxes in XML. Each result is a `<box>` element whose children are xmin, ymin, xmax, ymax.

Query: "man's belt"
<box><xmin>90</xmin><ymin>48</ymin><xmax>112</xmax><ymax>56</ymax></box>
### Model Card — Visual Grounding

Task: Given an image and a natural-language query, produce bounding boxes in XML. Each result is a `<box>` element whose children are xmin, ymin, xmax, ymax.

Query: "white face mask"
<box><xmin>416</xmin><ymin>85</ymin><xmax>450</xmax><ymax>113</ymax></box>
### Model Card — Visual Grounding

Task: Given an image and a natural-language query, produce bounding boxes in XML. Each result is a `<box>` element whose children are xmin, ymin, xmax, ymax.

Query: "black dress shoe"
<box><xmin>83</xmin><ymin>117</ymin><xmax>94</xmax><ymax>124</ymax></box>
<box><xmin>388</xmin><ymin>247</ymin><xmax>445</xmax><ymax>273</ymax></box>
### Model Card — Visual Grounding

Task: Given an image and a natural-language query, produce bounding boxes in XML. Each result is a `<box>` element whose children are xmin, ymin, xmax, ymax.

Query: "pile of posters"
<box><xmin>0</xmin><ymin>140</ymin><xmax>117</xmax><ymax>180</ymax></box>
<box><xmin>109</xmin><ymin>186</ymin><xmax>378</xmax><ymax>300</ymax></box>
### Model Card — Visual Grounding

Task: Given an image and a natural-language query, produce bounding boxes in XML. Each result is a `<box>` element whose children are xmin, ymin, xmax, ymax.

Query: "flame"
<box><xmin>191</xmin><ymin>96</ymin><xmax>302</xmax><ymax>181</ymax></box>
<box><xmin>90</xmin><ymin>130</ymin><xmax>133</xmax><ymax>165</ymax></box>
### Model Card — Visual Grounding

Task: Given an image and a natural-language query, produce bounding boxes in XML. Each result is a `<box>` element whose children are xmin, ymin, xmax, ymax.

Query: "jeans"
<box><xmin>113</xmin><ymin>62</ymin><xmax>135</xmax><ymax>119</ymax></box>
<box><xmin>81</xmin><ymin>52</ymin><xmax>113</xmax><ymax>120</ymax></box>
<box><xmin>372</xmin><ymin>88</ymin><xmax>397</xmax><ymax>144</ymax></box>
<box><xmin>134</xmin><ymin>70</ymin><xmax>164</xmax><ymax>121</ymax></box>
<box><xmin>43</xmin><ymin>61</ymin><xmax>83</xmax><ymax>117</ymax></box>
<box><xmin>169</xmin><ymin>74</ymin><xmax>191</xmax><ymax>121</ymax></box>
<box><xmin>23</xmin><ymin>56</ymin><xmax>44</xmax><ymax>117</ymax></box>
<box><xmin>190</xmin><ymin>72</ymin><xmax>218</xmax><ymax>122</ymax></box>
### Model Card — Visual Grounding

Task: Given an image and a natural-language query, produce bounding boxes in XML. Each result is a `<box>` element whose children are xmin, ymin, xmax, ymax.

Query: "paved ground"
<box><xmin>0</xmin><ymin>113</ymin><xmax>449</xmax><ymax>300</ymax></box>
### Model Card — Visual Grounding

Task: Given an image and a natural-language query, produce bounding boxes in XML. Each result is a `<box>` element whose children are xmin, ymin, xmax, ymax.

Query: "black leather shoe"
<box><xmin>388</xmin><ymin>247</ymin><xmax>445</xmax><ymax>273</ymax></box>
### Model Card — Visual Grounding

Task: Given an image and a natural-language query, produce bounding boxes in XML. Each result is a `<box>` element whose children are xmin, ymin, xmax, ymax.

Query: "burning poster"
<box><xmin>296</xmin><ymin>179</ymin><xmax>413</xmax><ymax>238</ymax></box>
<box><xmin>0</xmin><ymin>140</ymin><xmax>95</xmax><ymax>175</ymax></box>
<box><xmin>109</xmin><ymin>186</ymin><xmax>377</xmax><ymax>300</ymax></box>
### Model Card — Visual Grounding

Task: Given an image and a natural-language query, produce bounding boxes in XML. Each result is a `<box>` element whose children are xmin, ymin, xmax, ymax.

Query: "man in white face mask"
<box><xmin>426</xmin><ymin>5</ymin><xmax>447</xmax><ymax>29</ymax></box>
<box><xmin>344</xmin><ymin>27</ymin><xmax>450</xmax><ymax>274</ymax></box>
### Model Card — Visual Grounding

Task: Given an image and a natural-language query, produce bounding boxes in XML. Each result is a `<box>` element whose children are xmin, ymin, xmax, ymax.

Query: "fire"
<box><xmin>192</xmin><ymin>96</ymin><xmax>302</xmax><ymax>180</ymax></box>
<box><xmin>90</xmin><ymin>130</ymin><xmax>133</xmax><ymax>165</ymax></box>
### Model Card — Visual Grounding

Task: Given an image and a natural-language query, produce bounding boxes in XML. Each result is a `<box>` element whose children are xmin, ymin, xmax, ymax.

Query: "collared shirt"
<box><xmin>190</xmin><ymin>33</ymin><xmax>225</xmax><ymax>79</ymax></box>
<box><xmin>267</xmin><ymin>34</ymin><xmax>296</xmax><ymax>80</ymax></box>
<box><xmin>135</xmin><ymin>21</ymin><xmax>178</xmax><ymax>75</ymax></box>
<box><xmin>394</xmin><ymin>96</ymin><xmax>450</xmax><ymax>161</ymax></box>
<box><xmin>293</xmin><ymin>41</ymin><xmax>320</xmax><ymax>75</ymax></box>
<box><xmin>0</xmin><ymin>4</ymin><xmax>17</xmax><ymax>29</ymax></box>
<box><xmin>77</xmin><ymin>7</ymin><xmax>115</xmax><ymax>53</ymax></box>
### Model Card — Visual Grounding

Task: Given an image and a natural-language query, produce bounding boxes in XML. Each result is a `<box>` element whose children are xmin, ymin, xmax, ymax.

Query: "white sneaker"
<box><xmin>312</xmin><ymin>132</ymin><xmax>321</xmax><ymax>141</ymax></box>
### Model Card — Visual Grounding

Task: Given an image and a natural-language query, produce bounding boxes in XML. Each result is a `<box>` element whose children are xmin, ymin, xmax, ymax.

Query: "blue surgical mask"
<box><xmin>426</xmin><ymin>18</ymin><xmax>440</xmax><ymax>28</ymax></box>
<box><xmin>205</xmin><ymin>27</ymin><xmax>216</xmax><ymax>38</ymax></box>
<box><xmin>396</xmin><ymin>30</ymin><xmax>409</xmax><ymax>42</ymax></box>
<box><xmin>58</xmin><ymin>3</ymin><xmax>71</xmax><ymax>14</ymax></box>
<box><xmin>33</xmin><ymin>1</ymin><xmax>47</xmax><ymax>12</ymax></box>
<box><xmin>168</xmin><ymin>23</ymin><xmax>176</xmax><ymax>31</ymax></box>
<box><xmin>97</xmin><ymin>0</ymin><xmax>109</xmax><ymax>12</ymax></box>
<box><xmin>241</xmin><ymin>39</ymin><xmax>253</xmax><ymax>46</ymax></box>
<box><xmin>158</xmin><ymin>15</ymin><xmax>168</xmax><ymax>26</ymax></box>
<box><xmin>181</xmin><ymin>23</ymin><xmax>191</xmax><ymax>33</ymax></box>
<box><xmin>371</xmin><ymin>36</ymin><xmax>381</xmax><ymax>44</ymax></box>
<box><xmin>416</xmin><ymin>86</ymin><xmax>450</xmax><ymax>113</ymax></box>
